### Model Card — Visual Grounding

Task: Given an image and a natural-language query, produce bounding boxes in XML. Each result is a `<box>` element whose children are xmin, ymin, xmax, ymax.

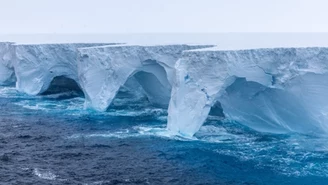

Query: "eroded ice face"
<box><xmin>167</xmin><ymin>47</ymin><xmax>328</xmax><ymax>137</ymax></box>
<box><xmin>0</xmin><ymin>42</ymin><xmax>15</xmax><ymax>86</ymax></box>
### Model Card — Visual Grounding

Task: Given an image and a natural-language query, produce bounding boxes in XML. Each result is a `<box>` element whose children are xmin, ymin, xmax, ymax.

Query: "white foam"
<box><xmin>67</xmin><ymin>124</ymin><xmax>243</xmax><ymax>144</ymax></box>
<box><xmin>33</xmin><ymin>168</ymin><xmax>57</xmax><ymax>180</ymax></box>
<box><xmin>0</xmin><ymin>87</ymin><xmax>20</xmax><ymax>97</ymax></box>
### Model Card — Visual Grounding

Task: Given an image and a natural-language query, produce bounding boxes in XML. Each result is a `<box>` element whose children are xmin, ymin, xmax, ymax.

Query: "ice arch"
<box><xmin>14</xmin><ymin>43</ymin><xmax>111</xmax><ymax>95</ymax></box>
<box><xmin>0</xmin><ymin>42</ymin><xmax>15</xmax><ymax>85</ymax></box>
<box><xmin>132</xmin><ymin>61</ymin><xmax>171</xmax><ymax>107</ymax></box>
<box><xmin>218</xmin><ymin>77</ymin><xmax>323</xmax><ymax>134</ymax></box>
<box><xmin>41</xmin><ymin>76</ymin><xmax>83</xmax><ymax>96</ymax></box>
<box><xmin>167</xmin><ymin>47</ymin><xmax>328</xmax><ymax>137</ymax></box>
<box><xmin>78</xmin><ymin>44</ymin><xmax>212</xmax><ymax>111</ymax></box>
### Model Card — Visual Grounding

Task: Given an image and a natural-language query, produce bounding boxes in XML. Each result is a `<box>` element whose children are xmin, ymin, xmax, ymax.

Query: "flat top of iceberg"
<box><xmin>0</xmin><ymin>42</ymin><xmax>15</xmax><ymax>44</ymax></box>
<box><xmin>77</xmin><ymin>43</ymin><xmax>213</xmax><ymax>50</ymax></box>
<box><xmin>12</xmin><ymin>43</ymin><xmax>116</xmax><ymax>46</ymax></box>
<box><xmin>1</xmin><ymin>33</ymin><xmax>328</xmax><ymax>50</ymax></box>
<box><xmin>185</xmin><ymin>46</ymin><xmax>328</xmax><ymax>53</ymax></box>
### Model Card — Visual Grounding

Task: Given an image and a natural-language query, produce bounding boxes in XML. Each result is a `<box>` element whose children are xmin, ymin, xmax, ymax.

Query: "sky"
<box><xmin>0</xmin><ymin>0</ymin><xmax>327</xmax><ymax>34</ymax></box>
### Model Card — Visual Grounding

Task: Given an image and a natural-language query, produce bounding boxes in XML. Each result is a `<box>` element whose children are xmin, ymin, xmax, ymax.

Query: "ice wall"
<box><xmin>7</xmin><ymin>41</ymin><xmax>328</xmax><ymax>137</ymax></box>
<box><xmin>167</xmin><ymin>47</ymin><xmax>328</xmax><ymax>136</ymax></box>
<box><xmin>14</xmin><ymin>43</ymin><xmax>111</xmax><ymax>95</ymax></box>
<box><xmin>0</xmin><ymin>42</ymin><xmax>15</xmax><ymax>85</ymax></box>
<box><xmin>77</xmin><ymin>44</ymin><xmax>212</xmax><ymax>111</ymax></box>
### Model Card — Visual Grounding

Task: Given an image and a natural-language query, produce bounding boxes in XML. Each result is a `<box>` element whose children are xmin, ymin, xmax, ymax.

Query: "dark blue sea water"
<box><xmin>1</xmin><ymin>86</ymin><xmax>328</xmax><ymax>185</ymax></box>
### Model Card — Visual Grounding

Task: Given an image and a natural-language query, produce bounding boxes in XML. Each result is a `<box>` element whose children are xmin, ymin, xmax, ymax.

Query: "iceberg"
<box><xmin>77</xmin><ymin>44</ymin><xmax>212</xmax><ymax>111</ymax></box>
<box><xmin>4</xmin><ymin>40</ymin><xmax>328</xmax><ymax>138</ymax></box>
<box><xmin>0</xmin><ymin>42</ymin><xmax>15</xmax><ymax>85</ymax></box>
<box><xmin>14</xmin><ymin>43</ymin><xmax>112</xmax><ymax>95</ymax></box>
<box><xmin>167</xmin><ymin>47</ymin><xmax>328</xmax><ymax>137</ymax></box>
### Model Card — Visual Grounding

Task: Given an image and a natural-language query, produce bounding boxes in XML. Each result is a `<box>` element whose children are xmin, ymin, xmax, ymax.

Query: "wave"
<box><xmin>66</xmin><ymin>122</ymin><xmax>328</xmax><ymax>178</ymax></box>
<box><xmin>33</xmin><ymin>168</ymin><xmax>57</xmax><ymax>180</ymax></box>
<box><xmin>67</xmin><ymin>123</ymin><xmax>244</xmax><ymax>143</ymax></box>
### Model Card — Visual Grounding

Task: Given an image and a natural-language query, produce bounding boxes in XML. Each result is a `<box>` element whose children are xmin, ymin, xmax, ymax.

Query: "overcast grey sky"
<box><xmin>0</xmin><ymin>0</ymin><xmax>327</xmax><ymax>34</ymax></box>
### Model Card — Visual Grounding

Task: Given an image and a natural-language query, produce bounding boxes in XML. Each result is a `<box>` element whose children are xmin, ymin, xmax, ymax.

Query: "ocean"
<box><xmin>1</xmin><ymin>86</ymin><xmax>328</xmax><ymax>184</ymax></box>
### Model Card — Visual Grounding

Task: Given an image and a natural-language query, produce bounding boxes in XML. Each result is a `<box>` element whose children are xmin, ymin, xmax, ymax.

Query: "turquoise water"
<box><xmin>0</xmin><ymin>86</ymin><xmax>328</xmax><ymax>184</ymax></box>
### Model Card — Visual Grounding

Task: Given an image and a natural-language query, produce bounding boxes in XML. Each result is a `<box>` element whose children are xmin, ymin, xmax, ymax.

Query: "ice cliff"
<box><xmin>77</xmin><ymin>44</ymin><xmax>212</xmax><ymax>111</ymax></box>
<box><xmin>0</xmin><ymin>42</ymin><xmax>15</xmax><ymax>85</ymax></box>
<box><xmin>14</xmin><ymin>43</ymin><xmax>111</xmax><ymax>95</ymax></box>
<box><xmin>2</xmin><ymin>41</ymin><xmax>328</xmax><ymax>137</ymax></box>
<box><xmin>167</xmin><ymin>47</ymin><xmax>328</xmax><ymax>136</ymax></box>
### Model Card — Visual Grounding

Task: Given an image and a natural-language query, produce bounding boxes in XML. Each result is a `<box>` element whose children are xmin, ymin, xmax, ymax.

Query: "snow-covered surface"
<box><xmin>167</xmin><ymin>47</ymin><xmax>328</xmax><ymax>136</ymax></box>
<box><xmin>0</xmin><ymin>42</ymin><xmax>15</xmax><ymax>85</ymax></box>
<box><xmin>1</xmin><ymin>33</ymin><xmax>328</xmax><ymax>49</ymax></box>
<box><xmin>78</xmin><ymin>44</ymin><xmax>212</xmax><ymax>111</ymax></box>
<box><xmin>14</xmin><ymin>43</ymin><xmax>113</xmax><ymax>95</ymax></box>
